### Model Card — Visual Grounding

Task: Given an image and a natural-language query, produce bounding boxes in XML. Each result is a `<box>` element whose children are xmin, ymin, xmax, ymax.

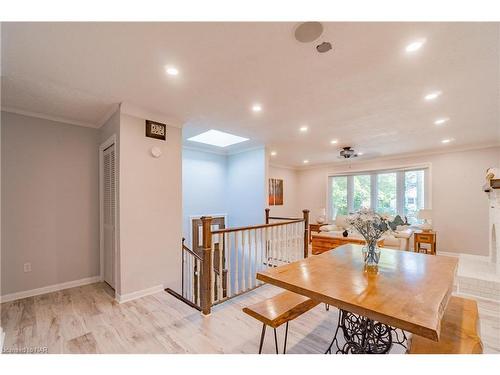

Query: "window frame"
<box><xmin>326</xmin><ymin>163</ymin><xmax>431</xmax><ymax>220</ymax></box>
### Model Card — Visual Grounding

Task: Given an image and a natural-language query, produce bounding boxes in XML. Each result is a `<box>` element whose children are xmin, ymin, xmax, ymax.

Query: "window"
<box><xmin>353</xmin><ymin>175</ymin><xmax>371</xmax><ymax>211</ymax></box>
<box><xmin>331</xmin><ymin>176</ymin><xmax>348</xmax><ymax>218</ymax></box>
<box><xmin>404</xmin><ymin>170</ymin><xmax>425</xmax><ymax>224</ymax></box>
<box><xmin>377</xmin><ymin>173</ymin><xmax>397</xmax><ymax>215</ymax></box>
<box><xmin>328</xmin><ymin>167</ymin><xmax>427</xmax><ymax>221</ymax></box>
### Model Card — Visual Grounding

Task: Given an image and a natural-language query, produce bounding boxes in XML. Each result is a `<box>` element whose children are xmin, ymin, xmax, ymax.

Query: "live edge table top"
<box><xmin>256</xmin><ymin>244</ymin><xmax>458</xmax><ymax>341</ymax></box>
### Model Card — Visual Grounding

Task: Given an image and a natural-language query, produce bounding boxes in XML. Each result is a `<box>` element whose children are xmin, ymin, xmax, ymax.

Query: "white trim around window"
<box><xmin>325</xmin><ymin>162</ymin><xmax>432</xmax><ymax>221</ymax></box>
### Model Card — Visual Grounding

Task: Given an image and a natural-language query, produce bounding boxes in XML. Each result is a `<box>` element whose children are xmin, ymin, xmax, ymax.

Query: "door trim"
<box><xmin>99</xmin><ymin>134</ymin><xmax>118</xmax><ymax>289</ymax></box>
<box><xmin>188</xmin><ymin>213</ymin><xmax>227</xmax><ymax>250</ymax></box>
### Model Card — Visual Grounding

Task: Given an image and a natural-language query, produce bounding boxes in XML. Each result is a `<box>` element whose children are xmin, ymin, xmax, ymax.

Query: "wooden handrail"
<box><xmin>211</xmin><ymin>219</ymin><xmax>304</xmax><ymax>234</ymax></box>
<box><xmin>182</xmin><ymin>243</ymin><xmax>203</xmax><ymax>262</ymax></box>
<box><xmin>182</xmin><ymin>239</ymin><xmax>220</xmax><ymax>275</ymax></box>
<box><xmin>165</xmin><ymin>288</ymin><xmax>202</xmax><ymax>312</ymax></box>
<box><xmin>268</xmin><ymin>216</ymin><xmax>302</xmax><ymax>221</ymax></box>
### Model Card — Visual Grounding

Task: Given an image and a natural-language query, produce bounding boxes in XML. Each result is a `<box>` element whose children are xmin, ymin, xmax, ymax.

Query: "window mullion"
<box><xmin>370</xmin><ymin>174</ymin><xmax>377</xmax><ymax>212</ymax></box>
<box><xmin>396</xmin><ymin>171</ymin><xmax>405</xmax><ymax>217</ymax></box>
<box><xmin>347</xmin><ymin>176</ymin><xmax>354</xmax><ymax>214</ymax></box>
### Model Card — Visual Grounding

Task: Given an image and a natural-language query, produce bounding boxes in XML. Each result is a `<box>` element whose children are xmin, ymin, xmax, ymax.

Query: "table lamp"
<box><xmin>418</xmin><ymin>209</ymin><xmax>432</xmax><ymax>232</ymax></box>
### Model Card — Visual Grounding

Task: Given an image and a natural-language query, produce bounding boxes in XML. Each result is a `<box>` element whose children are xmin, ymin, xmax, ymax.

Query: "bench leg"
<box><xmin>259</xmin><ymin>323</ymin><xmax>289</xmax><ymax>354</ymax></box>
<box><xmin>273</xmin><ymin>328</ymin><xmax>279</xmax><ymax>354</ymax></box>
<box><xmin>258</xmin><ymin>323</ymin><xmax>267</xmax><ymax>354</ymax></box>
<box><xmin>283</xmin><ymin>322</ymin><xmax>289</xmax><ymax>354</ymax></box>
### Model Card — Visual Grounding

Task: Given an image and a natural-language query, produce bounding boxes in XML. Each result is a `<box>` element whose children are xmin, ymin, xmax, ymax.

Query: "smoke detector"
<box><xmin>339</xmin><ymin>146</ymin><xmax>358</xmax><ymax>159</ymax></box>
<box><xmin>316</xmin><ymin>42</ymin><xmax>332</xmax><ymax>53</ymax></box>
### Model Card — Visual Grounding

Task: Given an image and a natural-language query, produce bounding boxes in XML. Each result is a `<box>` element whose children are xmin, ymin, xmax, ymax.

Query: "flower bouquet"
<box><xmin>346</xmin><ymin>209</ymin><xmax>392</xmax><ymax>271</ymax></box>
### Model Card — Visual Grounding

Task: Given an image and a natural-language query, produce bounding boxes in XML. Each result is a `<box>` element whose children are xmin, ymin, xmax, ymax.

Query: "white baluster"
<box><xmin>218</xmin><ymin>233</ymin><xmax>224</xmax><ymax>300</ymax></box>
<box><xmin>234</xmin><ymin>231</ymin><xmax>239</xmax><ymax>294</ymax></box>
<box><xmin>238</xmin><ymin>231</ymin><xmax>243</xmax><ymax>292</ymax></box>
<box><xmin>252</xmin><ymin>229</ymin><xmax>257</xmax><ymax>288</ymax></box>
<box><xmin>196</xmin><ymin>257</ymin><xmax>201</xmax><ymax>305</ymax></box>
<box><xmin>226</xmin><ymin>232</ymin><xmax>232</xmax><ymax>298</ymax></box>
<box><xmin>187</xmin><ymin>254</ymin><xmax>193</xmax><ymax>302</ymax></box>
<box><xmin>211</xmin><ymin>242</ymin><xmax>216</xmax><ymax>303</ymax></box>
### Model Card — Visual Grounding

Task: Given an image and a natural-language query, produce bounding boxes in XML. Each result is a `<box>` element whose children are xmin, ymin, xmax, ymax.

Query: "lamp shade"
<box><xmin>418</xmin><ymin>209</ymin><xmax>432</xmax><ymax>220</ymax></box>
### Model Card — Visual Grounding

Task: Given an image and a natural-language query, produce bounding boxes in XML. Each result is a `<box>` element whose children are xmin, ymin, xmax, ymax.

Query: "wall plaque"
<box><xmin>145</xmin><ymin>120</ymin><xmax>167</xmax><ymax>141</ymax></box>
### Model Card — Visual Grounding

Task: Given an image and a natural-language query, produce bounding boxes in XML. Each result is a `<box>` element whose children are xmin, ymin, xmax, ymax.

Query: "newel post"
<box><xmin>303</xmin><ymin>209</ymin><xmax>310</xmax><ymax>258</ymax></box>
<box><xmin>200</xmin><ymin>216</ymin><xmax>213</xmax><ymax>316</ymax></box>
<box><xmin>265</xmin><ymin>208</ymin><xmax>270</xmax><ymax>224</ymax></box>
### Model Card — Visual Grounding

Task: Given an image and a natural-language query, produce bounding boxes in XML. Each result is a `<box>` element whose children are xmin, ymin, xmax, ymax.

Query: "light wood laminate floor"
<box><xmin>1</xmin><ymin>282</ymin><xmax>499</xmax><ymax>354</ymax></box>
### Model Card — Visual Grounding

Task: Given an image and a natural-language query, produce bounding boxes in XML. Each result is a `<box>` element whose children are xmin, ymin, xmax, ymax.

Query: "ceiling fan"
<box><xmin>338</xmin><ymin>146</ymin><xmax>358</xmax><ymax>159</ymax></box>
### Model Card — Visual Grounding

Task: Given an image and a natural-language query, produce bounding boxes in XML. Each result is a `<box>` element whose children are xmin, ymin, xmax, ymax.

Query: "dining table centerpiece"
<box><xmin>346</xmin><ymin>209</ymin><xmax>392</xmax><ymax>272</ymax></box>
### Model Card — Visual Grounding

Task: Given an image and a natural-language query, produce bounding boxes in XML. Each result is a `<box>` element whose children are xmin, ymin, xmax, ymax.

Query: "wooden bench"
<box><xmin>243</xmin><ymin>290</ymin><xmax>319</xmax><ymax>354</ymax></box>
<box><xmin>408</xmin><ymin>296</ymin><xmax>483</xmax><ymax>354</ymax></box>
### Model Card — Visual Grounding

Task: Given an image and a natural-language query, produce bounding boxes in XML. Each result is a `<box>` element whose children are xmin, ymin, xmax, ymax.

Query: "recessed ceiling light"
<box><xmin>165</xmin><ymin>66</ymin><xmax>179</xmax><ymax>76</ymax></box>
<box><xmin>405</xmin><ymin>38</ymin><xmax>426</xmax><ymax>53</ymax></box>
<box><xmin>303</xmin><ymin>159</ymin><xmax>309</xmax><ymax>164</ymax></box>
<box><xmin>187</xmin><ymin>129</ymin><xmax>249</xmax><ymax>148</ymax></box>
<box><xmin>434</xmin><ymin>118</ymin><xmax>449</xmax><ymax>125</ymax></box>
<box><xmin>424</xmin><ymin>91</ymin><xmax>442</xmax><ymax>101</ymax></box>
<box><xmin>357</xmin><ymin>152</ymin><xmax>364</xmax><ymax>156</ymax></box>
<box><xmin>441</xmin><ymin>138</ymin><xmax>453</xmax><ymax>144</ymax></box>
<box><xmin>299</xmin><ymin>126</ymin><xmax>309</xmax><ymax>132</ymax></box>
<box><xmin>330</xmin><ymin>139</ymin><xmax>338</xmax><ymax>144</ymax></box>
<box><xmin>270</xmin><ymin>151</ymin><xmax>277</xmax><ymax>156</ymax></box>
<box><xmin>252</xmin><ymin>104</ymin><xmax>262</xmax><ymax>112</ymax></box>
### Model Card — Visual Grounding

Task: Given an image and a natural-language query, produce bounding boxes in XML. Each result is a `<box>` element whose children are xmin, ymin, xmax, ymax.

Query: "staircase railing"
<box><xmin>200</xmin><ymin>209</ymin><xmax>310</xmax><ymax>315</ymax></box>
<box><xmin>167</xmin><ymin>209</ymin><xmax>310</xmax><ymax>315</ymax></box>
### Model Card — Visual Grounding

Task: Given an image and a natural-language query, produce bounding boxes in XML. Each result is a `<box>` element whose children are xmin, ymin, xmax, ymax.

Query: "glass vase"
<box><xmin>362</xmin><ymin>240</ymin><xmax>381</xmax><ymax>273</ymax></box>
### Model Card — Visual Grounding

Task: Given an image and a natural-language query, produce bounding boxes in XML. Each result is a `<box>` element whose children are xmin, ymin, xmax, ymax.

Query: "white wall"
<box><xmin>182</xmin><ymin>148</ymin><xmax>227</xmax><ymax>247</ymax></box>
<box><xmin>118</xmin><ymin>113</ymin><xmax>182</xmax><ymax>295</ymax></box>
<box><xmin>1</xmin><ymin>111</ymin><xmax>100</xmax><ymax>295</ymax></box>
<box><xmin>182</xmin><ymin>147</ymin><xmax>267</xmax><ymax>249</ymax></box>
<box><xmin>226</xmin><ymin>148</ymin><xmax>266</xmax><ymax>227</ymax></box>
<box><xmin>268</xmin><ymin>165</ymin><xmax>301</xmax><ymax>218</ymax></box>
<box><xmin>296</xmin><ymin>146</ymin><xmax>500</xmax><ymax>256</ymax></box>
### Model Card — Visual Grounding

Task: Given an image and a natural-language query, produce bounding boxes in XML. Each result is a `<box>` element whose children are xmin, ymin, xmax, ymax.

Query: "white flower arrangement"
<box><xmin>346</xmin><ymin>209</ymin><xmax>392</xmax><ymax>244</ymax></box>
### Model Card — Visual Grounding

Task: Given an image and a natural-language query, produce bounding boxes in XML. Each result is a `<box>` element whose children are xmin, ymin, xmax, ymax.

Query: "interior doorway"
<box><xmin>100</xmin><ymin>135</ymin><xmax>117</xmax><ymax>290</ymax></box>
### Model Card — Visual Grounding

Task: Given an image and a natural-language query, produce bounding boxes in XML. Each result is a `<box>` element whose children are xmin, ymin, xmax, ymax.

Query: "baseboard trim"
<box><xmin>0</xmin><ymin>276</ymin><xmax>101</xmax><ymax>303</ymax></box>
<box><xmin>436</xmin><ymin>251</ymin><xmax>460</xmax><ymax>258</ymax></box>
<box><xmin>438</xmin><ymin>251</ymin><xmax>490</xmax><ymax>262</ymax></box>
<box><xmin>0</xmin><ymin>327</ymin><xmax>5</xmax><ymax>351</ymax></box>
<box><xmin>115</xmin><ymin>284</ymin><xmax>164</xmax><ymax>304</ymax></box>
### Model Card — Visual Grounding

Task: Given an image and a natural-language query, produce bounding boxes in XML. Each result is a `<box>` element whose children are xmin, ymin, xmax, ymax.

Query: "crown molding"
<box><xmin>182</xmin><ymin>144</ymin><xmax>265</xmax><ymax>157</ymax></box>
<box><xmin>1</xmin><ymin>106</ymin><xmax>99</xmax><ymax>128</ymax></box>
<box><xmin>269</xmin><ymin>162</ymin><xmax>300</xmax><ymax>171</ymax></box>
<box><xmin>96</xmin><ymin>103</ymin><xmax>121</xmax><ymax>127</ymax></box>
<box><xmin>120</xmin><ymin>102</ymin><xmax>183</xmax><ymax>129</ymax></box>
<box><xmin>182</xmin><ymin>144</ymin><xmax>227</xmax><ymax>156</ymax></box>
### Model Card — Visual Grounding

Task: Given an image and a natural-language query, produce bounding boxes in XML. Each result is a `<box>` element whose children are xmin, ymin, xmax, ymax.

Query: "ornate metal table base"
<box><xmin>325</xmin><ymin>309</ymin><xmax>408</xmax><ymax>354</ymax></box>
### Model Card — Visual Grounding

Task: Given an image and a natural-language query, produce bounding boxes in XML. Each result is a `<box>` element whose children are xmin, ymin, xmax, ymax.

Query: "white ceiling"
<box><xmin>2</xmin><ymin>22</ymin><xmax>499</xmax><ymax>166</ymax></box>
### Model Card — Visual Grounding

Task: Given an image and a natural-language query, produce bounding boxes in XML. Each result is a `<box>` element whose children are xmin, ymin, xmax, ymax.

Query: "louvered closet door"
<box><xmin>103</xmin><ymin>144</ymin><xmax>116</xmax><ymax>288</ymax></box>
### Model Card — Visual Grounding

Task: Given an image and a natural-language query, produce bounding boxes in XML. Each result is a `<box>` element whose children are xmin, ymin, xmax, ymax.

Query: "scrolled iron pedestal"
<box><xmin>325</xmin><ymin>309</ymin><xmax>408</xmax><ymax>354</ymax></box>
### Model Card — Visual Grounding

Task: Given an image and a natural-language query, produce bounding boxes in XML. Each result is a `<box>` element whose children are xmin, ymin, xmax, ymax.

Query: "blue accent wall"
<box><xmin>182</xmin><ymin>148</ymin><xmax>227</xmax><ymax>246</ymax></box>
<box><xmin>226</xmin><ymin>148</ymin><xmax>266</xmax><ymax>227</ymax></box>
<box><xmin>182</xmin><ymin>147</ymin><xmax>266</xmax><ymax>246</ymax></box>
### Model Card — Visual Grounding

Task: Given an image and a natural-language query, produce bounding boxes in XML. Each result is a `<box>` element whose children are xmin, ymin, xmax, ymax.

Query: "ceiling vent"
<box><xmin>339</xmin><ymin>146</ymin><xmax>358</xmax><ymax>159</ymax></box>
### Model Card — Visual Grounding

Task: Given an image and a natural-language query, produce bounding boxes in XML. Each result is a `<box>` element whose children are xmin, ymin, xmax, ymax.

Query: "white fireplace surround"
<box><xmin>451</xmin><ymin>187</ymin><xmax>500</xmax><ymax>301</ymax></box>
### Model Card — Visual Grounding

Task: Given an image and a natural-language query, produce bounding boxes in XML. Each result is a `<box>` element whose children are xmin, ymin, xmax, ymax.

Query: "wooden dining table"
<box><xmin>256</xmin><ymin>244</ymin><xmax>458</xmax><ymax>354</ymax></box>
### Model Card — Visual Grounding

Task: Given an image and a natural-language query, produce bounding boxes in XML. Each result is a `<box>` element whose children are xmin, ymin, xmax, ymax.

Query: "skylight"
<box><xmin>187</xmin><ymin>129</ymin><xmax>249</xmax><ymax>148</ymax></box>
